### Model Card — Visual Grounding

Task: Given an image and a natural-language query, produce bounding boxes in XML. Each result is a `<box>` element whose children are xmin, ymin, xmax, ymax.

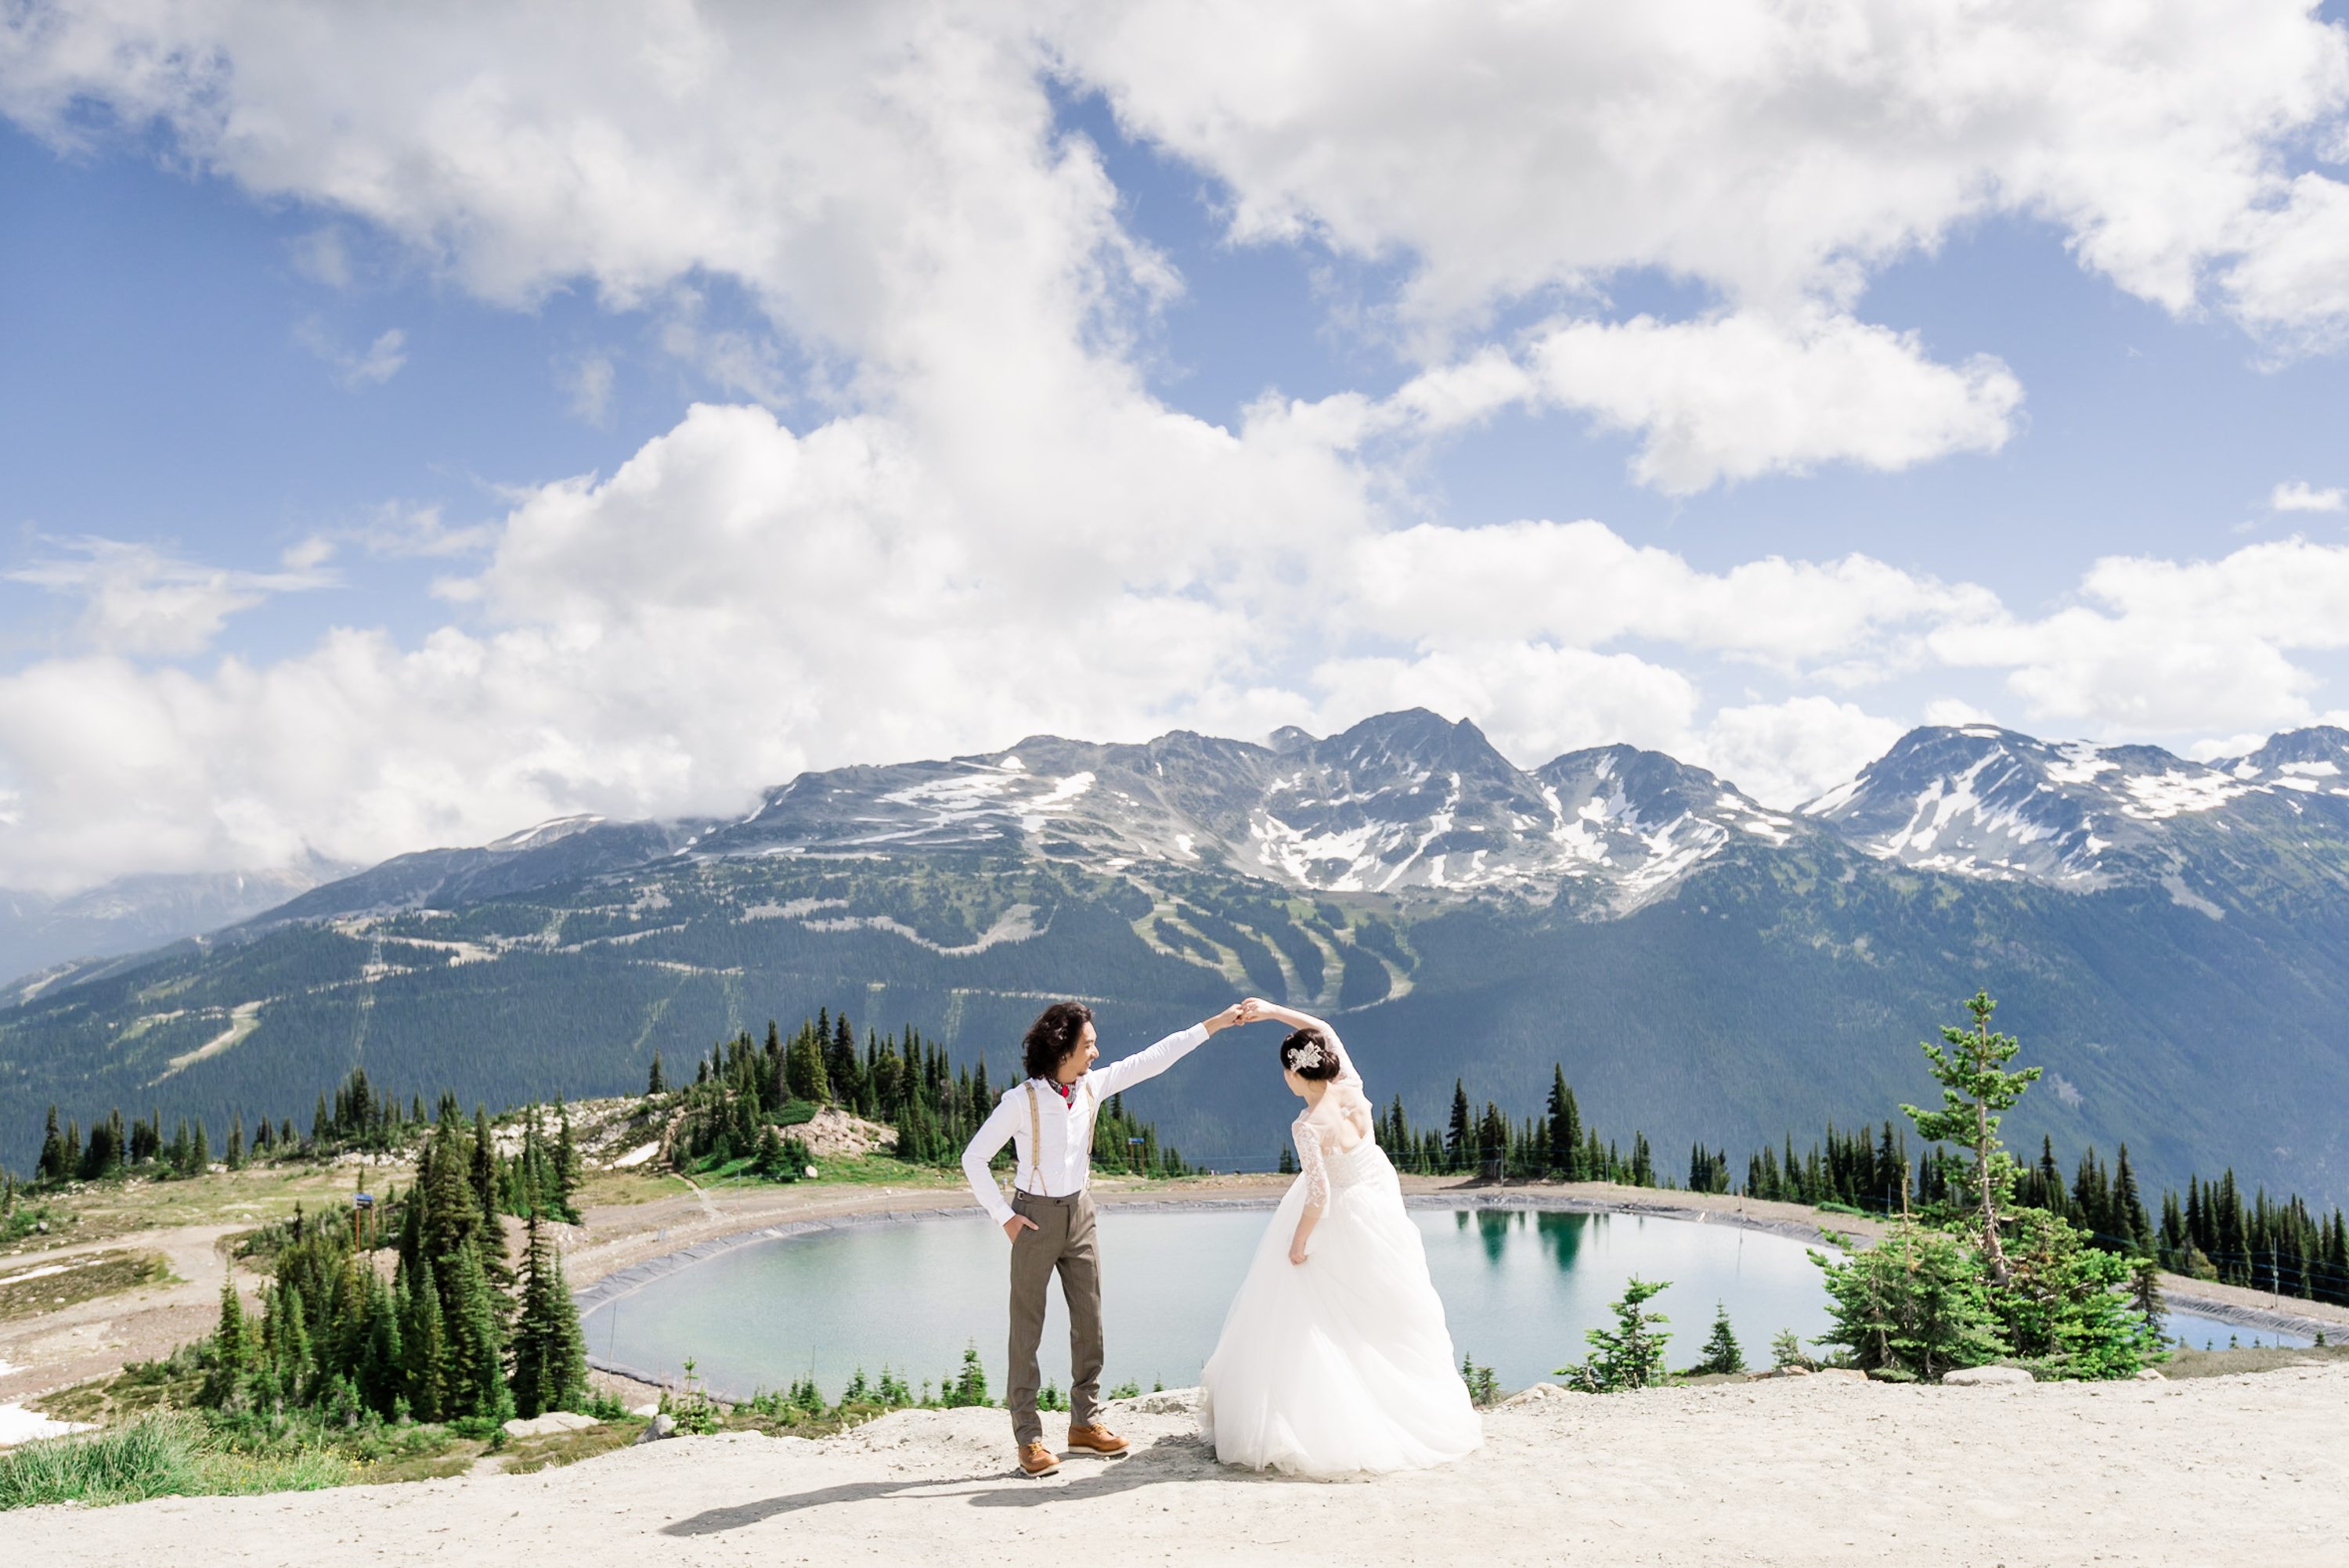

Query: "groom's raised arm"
<box><xmin>1090</xmin><ymin>1007</ymin><xmax>1238</xmax><ymax>1100</ymax></box>
<box><xmin>961</xmin><ymin>1092</ymin><xmax>1021</xmax><ymax>1228</ymax></box>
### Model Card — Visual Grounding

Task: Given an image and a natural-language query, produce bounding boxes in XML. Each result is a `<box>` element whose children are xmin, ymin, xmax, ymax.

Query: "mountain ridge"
<box><xmin>5</xmin><ymin>712</ymin><xmax>2347</xmax><ymax>1206</ymax></box>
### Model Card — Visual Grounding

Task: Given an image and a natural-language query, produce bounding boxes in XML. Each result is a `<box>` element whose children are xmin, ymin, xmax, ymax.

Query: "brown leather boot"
<box><xmin>1017</xmin><ymin>1440</ymin><xmax>1061</xmax><ymax>1476</ymax></box>
<box><xmin>1063</xmin><ymin>1422</ymin><xmax>1130</xmax><ymax>1455</ymax></box>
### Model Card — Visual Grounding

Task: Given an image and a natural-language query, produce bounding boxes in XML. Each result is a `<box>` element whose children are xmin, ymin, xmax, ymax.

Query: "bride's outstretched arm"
<box><xmin>1238</xmin><ymin>999</ymin><xmax>1359</xmax><ymax>1085</ymax></box>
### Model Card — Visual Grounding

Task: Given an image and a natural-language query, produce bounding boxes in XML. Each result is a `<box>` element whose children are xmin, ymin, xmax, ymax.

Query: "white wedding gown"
<box><xmin>1198</xmin><ymin>1033</ymin><xmax>1482</xmax><ymax>1477</ymax></box>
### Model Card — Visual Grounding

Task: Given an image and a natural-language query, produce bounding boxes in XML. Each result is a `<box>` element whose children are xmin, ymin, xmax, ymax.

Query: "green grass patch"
<box><xmin>0</xmin><ymin>1411</ymin><xmax>349</xmax><ymax>1510</ymax></box>
<box><xmin>0</xmin><ymin>1249</ymin><xmax>172</xmax><ymax>1321</ymax></box>
<box><xmin>2156</xmin><ymin>1339</ymin><xmax>2349</xmax><ymax>1380</ymax></box>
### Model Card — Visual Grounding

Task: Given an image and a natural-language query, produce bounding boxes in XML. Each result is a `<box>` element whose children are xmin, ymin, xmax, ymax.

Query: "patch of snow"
<box><xmin>2120</xmin><ymin>772</ymin><xmax>2247</xmax><ymax>820</ymax></box>
<box><xmin>2272</xmin><ymin>775</ymin><xmax>2321</xmax><ymax>793</ymax></box>
<box><xmin>0</xmin><ymin>1404</ymin><xmax>93</xmax><ymax>1447</ymax></box>
<box><xmin>1800</xmin><ymin>777</ymin><xmax>1864</xmax><ymax>816</ymax></box>
<box><xmin>2044</xmin><ymin>744</ymin><xmax>2116</xmax><ymax>785</ymax></box>
<box><xmin>608</xmin><ymin>1141</ymin><xmax>661</xmax><ymax>1170</ymax></box>
<box><xmin>2281</xmin><ymin>759</ymin><xmax>2341</xmax><ymax>777</ymax></box>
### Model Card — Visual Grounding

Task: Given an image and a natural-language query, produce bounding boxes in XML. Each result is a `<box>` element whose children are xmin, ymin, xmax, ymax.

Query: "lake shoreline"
<box><xmin>570</xmin><ymin>1174</ymin><xmax>2347</xmax><ymax>1391</ymax></box>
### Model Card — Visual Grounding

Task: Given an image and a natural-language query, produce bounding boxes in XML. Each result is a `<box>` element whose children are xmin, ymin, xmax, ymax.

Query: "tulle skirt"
<box><xmin>1198</xmin><ymin>1141</ymin><xmax>1483</xmax><ymax>1477</ymax></box>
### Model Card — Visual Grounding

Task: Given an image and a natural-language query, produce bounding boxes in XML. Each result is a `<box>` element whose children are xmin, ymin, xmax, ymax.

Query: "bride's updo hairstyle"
<box><xmin>1280</xmin><ymin>1026</ymin><xmax>1340</xmax><ymax>1081</ymax></box>
<box><xmin>1023</xmin><ymin>1000</ymin><xmax>1095</xmax><ymax>1080</ymax></box>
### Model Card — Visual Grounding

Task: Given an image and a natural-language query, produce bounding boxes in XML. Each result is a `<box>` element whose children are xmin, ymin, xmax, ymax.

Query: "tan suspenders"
<box><xmin>1022</xmin><ymin>1077</ymin><xmax>1095</xmax><ymax>1197</ymax></box>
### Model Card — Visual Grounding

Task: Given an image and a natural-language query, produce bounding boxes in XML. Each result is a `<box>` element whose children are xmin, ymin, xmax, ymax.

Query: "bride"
<box><xmin>1198</xmin><ymin>999</ymin><xmax>1482</xmax><ymax>1476</ymax></box>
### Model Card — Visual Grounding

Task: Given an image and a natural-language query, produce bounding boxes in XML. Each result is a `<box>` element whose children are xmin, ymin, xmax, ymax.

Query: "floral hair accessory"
<box><xmin>1288</xmin><ymin>1039</ymin><xmax>1326</xmax><ymax>1070</ymax></box>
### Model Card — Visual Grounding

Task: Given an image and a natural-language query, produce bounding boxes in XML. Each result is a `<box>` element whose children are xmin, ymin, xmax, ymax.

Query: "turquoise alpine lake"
<box><xmin>580</xmin><ymin>1202</ymin><xmax>2305</xmax><ymax>1400</ymax></box>
<box><xmin>583</xmin><ymin>1204</ymin><xmax>1845</xmax><ymax>1399</ymax></box>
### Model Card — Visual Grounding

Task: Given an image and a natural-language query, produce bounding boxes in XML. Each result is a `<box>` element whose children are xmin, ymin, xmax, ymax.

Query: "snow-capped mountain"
<box><xmin>1798</xmin><ymin>723</ymin><xmax>2349</xmax><ymax>900</ymax></box>
<box><xmin>696</xmin><ymin>710</ymin><xmax>1797</xmax><ymax>912</ymax></box>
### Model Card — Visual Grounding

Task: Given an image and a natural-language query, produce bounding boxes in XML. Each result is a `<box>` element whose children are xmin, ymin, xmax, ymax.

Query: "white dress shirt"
<box><xmin>961</xmin><ymin>1023</ymin><xmax>1209</xmax><ymax>1226</ymax></box>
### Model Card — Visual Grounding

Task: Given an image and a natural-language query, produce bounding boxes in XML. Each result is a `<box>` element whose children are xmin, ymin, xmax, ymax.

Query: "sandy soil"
<box><xmin>0</xmin><ymin>1223</ymin><xmax>247</xmax><ymax>1408</ymax></box>
<box><xmin>15</xmin><ymin>1365</ymin><xmax>2347</xmax><ymax>1565</ymax></box>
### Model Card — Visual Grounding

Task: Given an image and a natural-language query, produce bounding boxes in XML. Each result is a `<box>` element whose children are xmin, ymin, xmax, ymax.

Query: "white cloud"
<box><xmin>1308</xmin><ymin>642</ymin><xmax>1702</xmax><ymax>768</ymax></box>
<box><xmin>1063</xmin><ymin>2</ymin><xmax>2349</xmax><ymax>348</ymax></box>
<box><xmin>1922</xmin><ymin>698</ymin><xmax>1998</xmax><ymax>728</ymax></box>
<box><xmin>2271</xmin><ymin>479</ymin><xmax>2346</xmax><ymax>513</ymax></box>
<box><xmin>1519</xmin><ymin>311</ymin><xmax>2021</xmax><ymax>493</ymax></box>
<box><xmin>1932</xmin><ymin>538</ymin><xmax>2349</xmax><ymax>734</ymax></box>
<box><xmin>1342</xmin><ymin>517</ymin><xmax>1993</xmax><ymax>674</ymax></box>
<box><xmin>295</xmin><ymin>319</ymin><xmax>407</xmax><ymax>388</ymax></box>
<box><xmin>1690</xmin><ymin>697</ymin><xmax>1906</xmax><ymax>809</ymax></box>
<box><xmin>5</xmin><ymin>539</ymin><xmax>335</xmax><ymax>658</ymax></box>
<box><xmin>3</xmin><ymin>5</ymin><xmax>2349</xmax><ymax>889</ymax></box>
<box><xmin>561</xmin><ymin>353</ymin><xmax>616</xmax><ymax>425</ymax></box>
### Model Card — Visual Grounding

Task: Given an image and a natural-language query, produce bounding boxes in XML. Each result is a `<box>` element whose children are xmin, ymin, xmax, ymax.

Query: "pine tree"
<box><xmin>1900</xmin><ymin>990</ymin><xmax>2041</xmax><ymax>1284</ymax></box>
<box><xmin>202</xmin><ymin>1278</ymin><xmax>254</xmax><ymax>1407</ymax></box>
<box><xmin>1691</xmin><ymin>1302</ymin><xmax>1745</xmax><ymax>1375</ymax></box>
<box><xmin>1558</xmin><ymin>1278</ymin><xmax>1672</xmax><ymax>1392</ymax></box>
<box><xmin>189</xmin><ymin>1117</ymin><xmax>209</xmax><ymax>1171</ymax></box>
<box><xmin>1546</xmin><ymin>1067</ymin><xmax>1582</xmax><ymax>1179</ymax></box>
<box><xmin>648</xmin><ymin>1052</ymin><xmax>666</xmax><ymax>1095</ymax></box>
<box><xmin>786</xmin><ymin>1023</ymin><xmax>832</xmax><ymax>1104</ymax></box>
<box><xmin>36</xmin><ymin>1105</ymin><xmax>67</xmax><ymax>1181</ymax></box>
<box><xmin>399</xmin><ymin>1255</ymin><xmax>449</xmax><ymax>1422</ymax></box>
<box><xmin>441</xmin><ymin>1240</ymin><xmax>512</xmax><ymax>1422</ymax></box>
<box><xmin>553</xmin><ymin>1099</ymin><xmax>582</xmax><ymax>1220</ymax></box>
<box><xmin>509</xmin><ymin>1212</ymin><xmax>590</xmax><ymax>1418</ymax></box>
<box><xmin>1445</xmin><ymin>1081</ymin><xmax>1472</xmax><ymax>1171</ymax></box>
<box><xmin>2113</xmin><ymin>1144</ymin><xmax>2151</xmax><ymax>1253</ymax></box>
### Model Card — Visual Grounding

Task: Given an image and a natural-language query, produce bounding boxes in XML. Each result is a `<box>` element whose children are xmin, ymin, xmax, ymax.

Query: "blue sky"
<box><xmin>3</xmin><ymin>4</ymin><xmax>2348</xmax><ymax>889</ymax></box>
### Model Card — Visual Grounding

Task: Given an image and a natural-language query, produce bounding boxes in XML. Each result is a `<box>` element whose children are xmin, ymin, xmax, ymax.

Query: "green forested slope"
<box><xmin>3</xmin><ymin>845</ymin><xmax>2345</xmax><ymax>1206</ymax></box>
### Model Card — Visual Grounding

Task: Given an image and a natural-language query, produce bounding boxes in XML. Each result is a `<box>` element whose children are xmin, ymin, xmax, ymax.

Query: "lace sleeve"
<box><xmin>1293</xmin><ymin>1118</ymin><xmax>1330</xmax><ymax>1209</ymax></box>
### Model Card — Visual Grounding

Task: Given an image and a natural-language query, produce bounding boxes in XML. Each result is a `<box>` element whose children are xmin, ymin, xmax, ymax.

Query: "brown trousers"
<box><xmin>1005</xmin><ymin>1188</ymin><xmax>1102</xmax><ymax>1445</ymax></box>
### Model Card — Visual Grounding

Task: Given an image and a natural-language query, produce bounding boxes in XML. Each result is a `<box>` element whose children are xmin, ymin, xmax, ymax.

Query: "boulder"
<box><xmin>633</xmin><ymin>1413</ymin><xmax>679</xmax><ymax>1444</ymax></box>
<box><xmin>2133</xmin><ymin>1367</ymin><xmax>2167</xmax><ymax>1381</ymax></box>
<box><xmin>1501</xmin><ymin>1382</ymin><xmax>1569</xmax><ymax>1407</ymax></box>
<box><xmin>1810</xmin><ymin>1368</ymin><xmax>1867</xmax><ymax>1382</ymax></box>
<box><xmin>1942</xmin><ymin>1365</ymin><xmax>2034</xmax><ymax>1386</ymax></box>
<box><xmin>502</xmin><ymin>1410</ymin><xmax>601</xmax><ymax>1438</ymax></box>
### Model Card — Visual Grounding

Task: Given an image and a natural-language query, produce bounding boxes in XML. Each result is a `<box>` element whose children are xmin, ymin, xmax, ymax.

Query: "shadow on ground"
<box><xmin>659</xmin><ymin>1436</ymin><xmax>1228</xmax><ymax>1535</ymax></box>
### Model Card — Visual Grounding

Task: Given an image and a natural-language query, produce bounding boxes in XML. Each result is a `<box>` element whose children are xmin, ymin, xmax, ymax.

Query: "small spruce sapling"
<box><xmin>1691</xmin><ymin>1302</ymin><xmax>1745</xmax><ymax>1375</ymax></box>
<box><xmin>1558</xmin><ymin>1277</ymin><xmax>1672</xmax><ymax>1392</ymax></box>
<box><xmin>1900</xmin><ymin>990</ymin><xmax>2040</xmax><ymax>1284</ymax></box>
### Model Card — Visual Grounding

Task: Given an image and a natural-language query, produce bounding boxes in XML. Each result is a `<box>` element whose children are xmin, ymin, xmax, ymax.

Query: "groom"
<box><xmin>962</xmin><ymin>999</ymin><xmax>1243</xmax><ymax>1476</ymax></box>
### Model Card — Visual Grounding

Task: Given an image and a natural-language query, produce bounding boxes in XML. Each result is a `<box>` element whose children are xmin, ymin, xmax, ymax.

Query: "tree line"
<box><xmin>200</xmin><ymin>1097</ymin><xmax>590</xmax><ymax>1431</ymax></box>
<box><xmin>655</xmin><ymin>1007</ymin><xmax>1189</xmax><ymax>1179</ymax></box>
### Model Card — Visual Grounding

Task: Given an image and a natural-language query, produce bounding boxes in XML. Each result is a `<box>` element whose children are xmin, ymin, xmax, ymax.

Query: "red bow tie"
<box><xmin>1050</xmin><ymin>1080</ymin><xmax>1075</xmax><ymax>1104</ymax></box>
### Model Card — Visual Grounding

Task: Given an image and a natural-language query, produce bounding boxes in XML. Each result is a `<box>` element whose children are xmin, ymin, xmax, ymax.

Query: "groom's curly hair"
<box><xmin>1023</xmin><ymin>1001</ymin><xmax>1095</xmax><ymax>1082</ymax></box>
<box><xmin>1280</xmin><ymin>1026</ymin><xmax>1340</xmax><ymax>1082</ymax></box>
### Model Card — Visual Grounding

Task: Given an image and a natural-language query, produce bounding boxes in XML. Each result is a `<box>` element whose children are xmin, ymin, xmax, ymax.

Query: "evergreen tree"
<box><xmin>399</xmin><ymin>1255</ymin><xmax>449</xmax><ymax>1422</ymax></box>
<box><xmin>2112</xmin><ymin>1144</ymin><xmax>2151</xmax><ymax>1253</ymax></box>
<box><xmin>509</xmin><ymin>1212</ymin><xmax>589</xmax><ymax>1418</ymax></box>
<box><xmin>1691</xmin><ymin>1302</ymin><xmax>1745</xmax><ymax>1375</ymax></box>
<box><xmin>648</xmin><ymin>1052</ymin><xmax>666</xmax><ymax>1095</ymax></box>
<box><xmin>1900</xmin><ymin>990</ymin><xmax>2041</xmax><ymax>1283</ymax></box>
<box><xmin>202</xmin><ymin>1278</ymin><xmax>254</xmax><ymax>1407</ymax></box>
<box><xmin>37</xmin><ymin>1105</ymin><xmax>66</xmax><ymax>1181</ymax></box>
<box><xmin>786</xmin><ymin>1023</ymin><xmax>832</xmax><ymax>1104</ymax></box>
<box><xmin>189</xmin><ymin>1117</ymin><xmax>209</xmax><ymax>1171</ymax></box>
<box><xmin>1811</xmin><ymin>1220</ymin><xmax>2003</xmax><ymax>1382</ymax></box>
<box><xmin>1445</xmin><ymin>1080</ymin><xmax>1472</xmax><ymax>1172</ymax></box>
<box><xmin>1546</xmin><ymin>1066</ymin><xmax>1582</xmax><ymax>1179</ymax></box>
<box><xmin>441</xmin><ymin>1239</ymin><xmax>512</xmax><ymax>1422</ymax></box>
<box><xmin>1558</xmin><ymin>1278</ymin><xmax>1672</xmax><ymax>1392</ymax></box>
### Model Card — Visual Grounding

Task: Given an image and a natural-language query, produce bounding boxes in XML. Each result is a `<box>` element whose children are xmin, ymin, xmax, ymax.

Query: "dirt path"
<box><xmin>0</xmin><ymin>1224</ymin><xmax>247</xmax><ymax>1405</ymax></box>
<box><xmin>14</xmin><ymin>1366</ymin><xmax>2347</xmax><ymax>1564</ymax></box>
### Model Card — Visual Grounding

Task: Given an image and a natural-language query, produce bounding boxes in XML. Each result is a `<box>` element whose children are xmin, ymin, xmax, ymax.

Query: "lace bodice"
<box><xmin>1292</xmin><ymin>1022</ymin><xmax>1375</xmax><ymax>1207</ymax></box>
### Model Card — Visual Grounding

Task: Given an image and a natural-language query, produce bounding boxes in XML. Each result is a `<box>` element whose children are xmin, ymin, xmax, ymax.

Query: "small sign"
<box><xmin>352</xmin><ymin>1193</ymin><xmax>374</xmax><ymax>1207</ymax></box>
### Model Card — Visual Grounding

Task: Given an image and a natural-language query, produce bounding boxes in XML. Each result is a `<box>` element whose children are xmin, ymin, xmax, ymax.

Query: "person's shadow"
<box><xmin>661</xmin><ymin>1436</ymin><xmax>1226</xmax><ymax>1537</ymax></box>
